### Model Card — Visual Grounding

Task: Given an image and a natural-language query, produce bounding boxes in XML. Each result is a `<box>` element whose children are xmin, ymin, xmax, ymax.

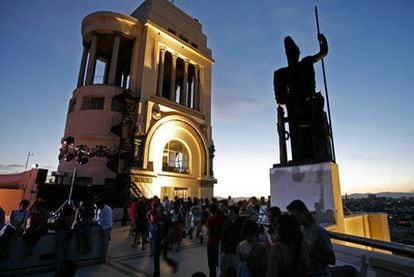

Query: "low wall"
<box><xmin>340</xmin><ymin>213</ymin><xmax>390</xmax><ymax>252</ymax></box>
<box><xmin>333</xmin><ymin>243</ymin><xmax>414</xmax><ymax>276</ymax></box>
<box><xmin>0</xmin><ymin>225</ymin><xmax>107</xmax><ymax>275</ymax></box>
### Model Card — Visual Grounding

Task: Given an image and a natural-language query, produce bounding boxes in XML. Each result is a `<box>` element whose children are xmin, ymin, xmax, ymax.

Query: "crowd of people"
<box><xmin>0</xmin><ymin>195</ymin><xmax>336</xmax><ymax>276</ymax></box>
<box><xmin>127</xmin><ymin>195</ymin><xmax>336</xmax><ymax>277</ymax></box>
<box><xmin>0</xmin><ymin>197</ymin><xmax>113</xmax><ymax>268</ymax></box>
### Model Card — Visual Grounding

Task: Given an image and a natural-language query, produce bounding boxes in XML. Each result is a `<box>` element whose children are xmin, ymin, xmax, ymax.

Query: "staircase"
<box><xmin>130</xmin><ymin>182</ymin><xmax>143</xmax><ymax>198</ymax></box>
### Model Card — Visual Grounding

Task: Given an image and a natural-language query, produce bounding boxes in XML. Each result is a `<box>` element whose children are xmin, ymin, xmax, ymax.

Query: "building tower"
<box><xmin>58</xmin><ymin>0</ymin><xmax>216</xmax><ymax>202</ymax></box>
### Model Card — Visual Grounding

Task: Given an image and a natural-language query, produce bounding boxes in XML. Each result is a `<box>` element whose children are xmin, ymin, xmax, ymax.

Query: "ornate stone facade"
<box><xmin>58</xmin><ymin>0</ymin><xmax>216</xmax><ymax>201</ymax></box>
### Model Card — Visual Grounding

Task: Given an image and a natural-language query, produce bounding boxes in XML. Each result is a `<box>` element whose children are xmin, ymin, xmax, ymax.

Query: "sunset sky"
<box><xmin>1</xmin><ymin>0</ymin><xmax>413</xmax><ymax>197</ymax></box>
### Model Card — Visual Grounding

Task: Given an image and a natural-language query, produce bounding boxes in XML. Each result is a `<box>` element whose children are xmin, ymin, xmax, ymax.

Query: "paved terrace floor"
<box><xmin>32</xmin><ymin>223</ymin><xmax>209</xmax><ymax>277</ymax></box>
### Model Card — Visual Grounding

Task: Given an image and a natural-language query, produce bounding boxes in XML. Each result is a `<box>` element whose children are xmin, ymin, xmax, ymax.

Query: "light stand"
<box><xmin>67</xmin><ymin>161</ymin><xmax>78</xmax><ymax>204</ymax></box>
<box><xmin>54</xmin><ymin>137</ymin><xmax>116</xmax><ymax>216</ymax></box>
<box><xmin>54</xmin><ymin>137</ymin><xmax>89</xmax><ymax>215</ymax></box>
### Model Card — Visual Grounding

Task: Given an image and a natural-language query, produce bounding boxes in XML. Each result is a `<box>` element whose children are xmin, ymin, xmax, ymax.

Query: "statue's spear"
<box><xmin>315</xmin><ymin>6</ymin><xmax>336</xmax><ymax>163</ymax></box>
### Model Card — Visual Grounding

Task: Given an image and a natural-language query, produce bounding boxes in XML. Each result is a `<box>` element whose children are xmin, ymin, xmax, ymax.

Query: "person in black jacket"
<box><xmin>152</xmin><ymin>204</ymin><xmax>178</xmax><ymax>277</ymax></box>
<box><xmin>220</xmin><ymin>205</ymin><xmax>243</xmax><ymax>277</ymax></box>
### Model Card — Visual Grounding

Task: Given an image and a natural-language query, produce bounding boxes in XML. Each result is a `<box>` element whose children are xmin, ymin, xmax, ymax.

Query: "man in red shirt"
<box><xmin>129</xmin><ymin>198</ymin><xmax>138</xmax><ymax>243</ymax></box>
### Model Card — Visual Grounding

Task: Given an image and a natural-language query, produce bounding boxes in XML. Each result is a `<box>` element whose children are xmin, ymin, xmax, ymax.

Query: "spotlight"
<box><xmin>63</xmin><ymin>136</ymin><xmax>75</xmax><ymax>145</ymax></box>
<box><xmin>78</xmin><ymin>155</ymin><xmax>89</xmax><ymax>165</ymax></box>
<box><xmin>65</xmin><ymin>152</ymin><xmax>75</xmax><ymax>161</ymax></box>
<box><xmin>58</xmin><ymin>148</ymin><xmax>67</xmax><ymax>160</ymax></box>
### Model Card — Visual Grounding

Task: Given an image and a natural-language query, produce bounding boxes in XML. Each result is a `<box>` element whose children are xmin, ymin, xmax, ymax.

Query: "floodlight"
<box><xmin>63</xmin><ymin>136</ymin><xmax>75</xmax><ymax>145</ymax></box>
<box><xmin>65</xmin><ymin>152</ymin><xmax>75</xmax><ymax>161</ymax></box>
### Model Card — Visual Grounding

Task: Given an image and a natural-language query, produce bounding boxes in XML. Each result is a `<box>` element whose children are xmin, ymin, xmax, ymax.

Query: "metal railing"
<box><xmin>256</xmin><ymin>219</ymin><xmax>414</xmax><ymax>258</ymax></box>
<box><xmin>328</xmin><ymin>231</ymin><xmax>414</xmax><ymax>258</ymax></box>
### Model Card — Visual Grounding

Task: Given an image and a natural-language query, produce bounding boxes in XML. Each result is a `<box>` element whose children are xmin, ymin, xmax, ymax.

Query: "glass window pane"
<box><xmin>162</xmin><ymin>140</ymin><xmax>189</xmax><ymax>174</ymax></box>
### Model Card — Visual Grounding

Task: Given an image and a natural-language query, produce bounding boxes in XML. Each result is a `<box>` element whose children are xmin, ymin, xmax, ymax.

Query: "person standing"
<box><xmin>236</xmin><ymin>219</ymin><xmax>266</xmax><ymax>277</ymax></box>
<box><xmin>129</xmin><ymin>198</ymin><xmax>138</xmax><ymax>239</ymax></box>
<box><xmin>95</xmin><ymin>199</ymin><xmax>113</xmax><ymax>256</ymax></box>
<box><xmin>220</xmin><ymin>205</ymin><xmax>243</xmax><ymax>277</ymax></box>
<box><xmin>0</xmin><ymin>200</ymin><xmax>30</xmax><ymax>260</ymax></box>
<box><xmin>0</xmin><ymin>199</ymin><xmax>29</xmax><ymax>261</ymax></box>
<box><xmin>55</xmin><ymin>204</ymin><xmax>76</xmax><ymax>263</ymax></box>
<box><xmin>10</xmin><ymin>199</ymin><xmax>30</xmax><ymax>233</ymax></box>
<box><xmin>162</xmin><ymin>196</ymin><xmax>171</xmax><ymax>213</ymax></box>
<box><xmin>134</xmin><ymin>199</ymin><xmax>148</xmax><ymax>250</ymax></box>
<box><xmin>264</xmin><ymin>206</ymin><xmax>282</xmax><ymax>251</ymax></box>
<box><xmin>205</xmin><ymin>204</ymin><xmax>226</xmax><ymax>277</ymax></box>
<box><xmin>258</xmin><ymin>196</ymin><xmax>268</xmax><ymax>223</ymax></box>
<box><xmin>74</xmin><ymin>200</ymin><xmax>95</xmax><ymax>254</ymax></box>
<box><xmin>152</xmin><ymin>204</ymin><xmax>178</xmax><ymax>277</ymax></box>
<box><xmin>169</xmin><ymin>201</ymin><xmax>184</xmax><ymax>252</ymax></box>
<box><xmin>147</xmin><ymin>197</ymin><xmax>161</xmax><ymax>257</ymax></box>
<box><xmin>23</xmin><ymin>200</ymin><xmax>49</xmax><ymax>255</ymax></box>
<box><xmin>287</xmin><ymin>199</ymin><xmax>335</xmax><ymax>277</ymax></box>
<box><xmin>266</xmin><ymin>214</ymin><xmax>309</xmax><ymax>277</ymax></box>
<box><xmin>184</xmin><ymin>197</ymin><xmax>193</xmax><ymax>230</ymax></box>
<box><xmin>189</xmin><ymin>197</ymin><xmax>203</xmax><ymax>243</ymax></box>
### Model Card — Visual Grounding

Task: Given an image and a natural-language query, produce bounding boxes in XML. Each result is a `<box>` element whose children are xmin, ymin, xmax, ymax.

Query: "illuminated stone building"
<box><xmin>58</xmin><ymin>0</ymin><xmax>216</xmax><ymax>201</ymax></box>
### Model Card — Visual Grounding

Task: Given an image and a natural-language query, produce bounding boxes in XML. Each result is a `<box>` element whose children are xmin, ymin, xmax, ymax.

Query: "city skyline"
<box><xmin>1</xmin><ymin>1</ymin><xmax>413</xmax><ymax>197</ymax></box>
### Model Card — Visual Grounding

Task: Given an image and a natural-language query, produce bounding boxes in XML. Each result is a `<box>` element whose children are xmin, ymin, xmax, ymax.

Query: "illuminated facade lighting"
<box><xmin>58</xmin><ymin>0</ymin><xmax>216</xmax><ymax>202</ymax></box>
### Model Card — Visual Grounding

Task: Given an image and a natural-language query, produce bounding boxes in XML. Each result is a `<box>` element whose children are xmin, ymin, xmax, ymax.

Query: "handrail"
<box><xmin>329</xmin><ymin>231</ymin><xmax>414</xmax><ymax>258</ymax></box>
<box><xmin>256</xmin><ymin>220</ymin><xmax>414</xmax><ymax>258</ymax></box>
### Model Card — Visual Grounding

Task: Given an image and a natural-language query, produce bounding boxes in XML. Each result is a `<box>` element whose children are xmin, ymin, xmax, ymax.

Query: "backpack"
<box><xmin>237</xmin><ymin>243</ymin><xmax>264</xmax><ymax>277</ymax></box>
<box><xmin>237</xmin><ymin>261</ymin><xmax>252</xmax><ymax>277</ymax></box>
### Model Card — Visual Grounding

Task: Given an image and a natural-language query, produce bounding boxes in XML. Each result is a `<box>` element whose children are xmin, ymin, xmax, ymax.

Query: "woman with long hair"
<box><xmin>264</xmin><ymin>206</ymin><xmax>282</xmax><ymax>251</ymax></box>
<box><xmin>266</xmin><ymin>214</ymin><xmax>309</xmax><ymax>277</ymax></box>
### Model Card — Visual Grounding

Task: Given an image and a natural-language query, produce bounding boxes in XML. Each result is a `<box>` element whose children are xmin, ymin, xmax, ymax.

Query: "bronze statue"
<box><xmin>274</xmin><ymin>34</ymin><xmax>332</xmax><ymax>164</ymax></box>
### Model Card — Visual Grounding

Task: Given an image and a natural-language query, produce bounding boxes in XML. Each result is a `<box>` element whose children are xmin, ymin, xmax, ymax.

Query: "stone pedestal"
<box><xmin>270</xmin><ymin>161</ymin><xmax>344</xmax><ymax>230</ymax></box>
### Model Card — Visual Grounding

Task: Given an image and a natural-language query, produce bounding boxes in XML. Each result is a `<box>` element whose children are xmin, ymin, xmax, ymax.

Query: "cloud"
<box><xmin>0</xmin><ymin>163</ymin><xmax>56</xmax><ymax>174</ymax></box>
<box><xmin>0</xmin><ymin>163</ymin><xmax>24</xmax><ymax>173</ymax></box>
<box><xmin>342</xmin><ymin>153</ymin><xmax>381</xmax><ymax>161</ymax></box>
<box><xmin>213</xmin><ymin>90</ymin><xmax>266</xmax><ymax>123</ymax></box>
<box><xmin>402</xmin><ymin>132</ymin><xmax>414</xmax><ymax>138</ymax></box>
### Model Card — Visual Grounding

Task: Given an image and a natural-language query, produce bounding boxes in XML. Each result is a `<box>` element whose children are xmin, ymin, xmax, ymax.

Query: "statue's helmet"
<box><xmin>284</xmin><ymin>36</ymin><xmax>300</xmax><ymax>64</ymax></box>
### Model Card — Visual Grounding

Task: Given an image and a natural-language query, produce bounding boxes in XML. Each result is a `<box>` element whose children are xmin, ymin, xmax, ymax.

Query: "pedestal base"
<box><xmin>270</xmin><ymin>161</ymin><xmax>344</xmax><ymax>228</ymax></box>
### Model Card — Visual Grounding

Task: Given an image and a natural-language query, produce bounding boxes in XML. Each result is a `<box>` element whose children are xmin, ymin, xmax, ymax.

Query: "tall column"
<box><xmin>169</xmin><ymin>53</ymin><xmax>178</xmax><ymax>101</ymax></box>
<box><xmin>85</xmin><ymin>34</ymin><xmax>98</xmax><ymax>85</ymax></box>
<box><xmin>77</xmin><ymin>42</ymin><xmax>89</xmax><ymax>88</ymax></box>
<box><xmin>187</xmin><ymin>79</ymin><xmax>193</xmax><ymax>107</ymax></box>
<box><xmin>122</xmin><ymin>71</ymin><xmax>129</xmax><ymax>88</ymax></box>
<box><xmin>193</xmin><ymin>65</ymin><xmax>200</xmax><ymax>110</ymax></box>
<box><xmin>157</xmin><ymin>47</ymin><xmax>166</xmax><ymax>96</ymax></box>
<box><xmin>103</xmin><ymin>63</ymin><xmax>110</xmax><ymax>84</ymax></box>
<box><xmin>128</xmin><ymin>37</ymin><xmax>140</xmax><ymax>92</ymax></box>
<box><xmin>108</xmin><ymin>33</ymin><xmax>121</xmax><ymax>86</ymax></box>
<box><xmin>180</xmin><ymin>59</ymin><xmax>189</xmax><ymax>106</ymax></box>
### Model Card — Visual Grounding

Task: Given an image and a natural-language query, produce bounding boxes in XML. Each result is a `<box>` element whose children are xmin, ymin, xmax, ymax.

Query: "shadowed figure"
<box><xmin>274</xmin><ymin>34</ymin><xmax>332</xmax><ymax>164</ymax></box>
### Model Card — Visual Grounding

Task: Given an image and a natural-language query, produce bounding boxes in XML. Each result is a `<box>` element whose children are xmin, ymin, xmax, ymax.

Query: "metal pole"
<box><xmin>54</xmin><ymin>160</ymin><xmax>78</xmax><ymax>216</ymax></box>
<box><xmin>67</xmin><ymin>161</ymin><xmax>78</xmax><ymax>204</ymax></box>
<box><xmin>24</xmin><ymin>151</ymin><xmax>33</xmax><ymax>171</ymax></box>
<box><xmin>315</xmin><ymin>6</ymin><xmax>336</xmax><ymax>163</ymax></box>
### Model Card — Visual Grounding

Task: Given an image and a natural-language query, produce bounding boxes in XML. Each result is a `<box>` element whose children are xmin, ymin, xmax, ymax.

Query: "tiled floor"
<box><xmin>31</xmin><ymin>224</ymin><xmax>209</xmax><ymax>276</ymax></box>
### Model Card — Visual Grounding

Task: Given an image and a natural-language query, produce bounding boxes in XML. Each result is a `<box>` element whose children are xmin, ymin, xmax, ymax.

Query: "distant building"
<box><xmin>57</xmin><ymin>0</ymin><xmax>216</xmax><ymax>202</ymax></box>
<box><xmin>0</xmin><ymin>169</ymin><xmax>48</xmax><ymax>215</ymax></box>
<box><xmin>368</xmin><ymin>194</ymin><xmax>377</xmax><ymax>200</ymax></box>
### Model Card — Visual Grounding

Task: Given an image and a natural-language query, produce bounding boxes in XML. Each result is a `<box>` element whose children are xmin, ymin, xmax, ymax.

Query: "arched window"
<box><xmin>162</xmin><ymin>140</ymin><xmax>189</xmax><ymax>174</ymax></box>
